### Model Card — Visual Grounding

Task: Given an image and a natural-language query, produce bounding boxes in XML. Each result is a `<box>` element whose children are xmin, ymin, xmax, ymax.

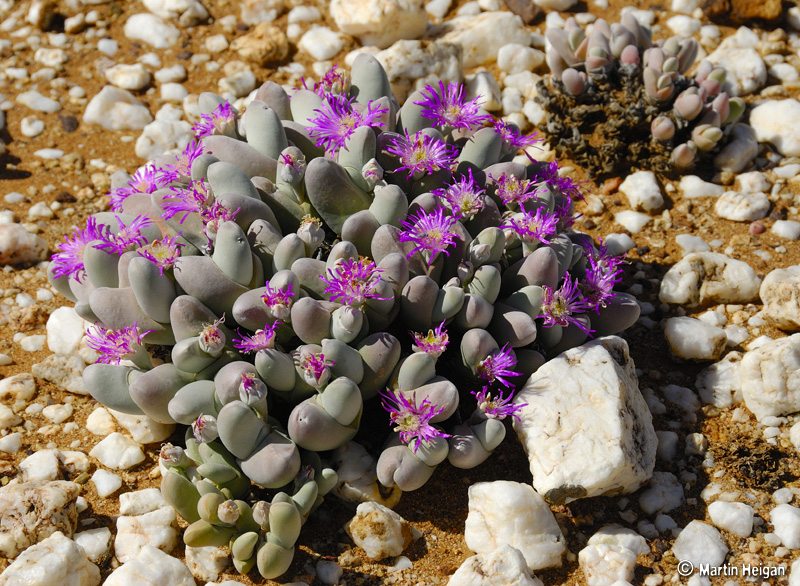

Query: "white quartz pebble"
<box><xmin>89</xmin><ymin>433</ymin><xmax>145</xmax><ymax>470</ymax></box>
<box><xmin>91</xmin><ymin>469</ymin><xmax>122</xmax><ymax>498</ymax></box>
<box><xmin>665</xmin><ymin>317</ymin><xmax>726</xmax><ymax>361</ymax></box>
<box><xmin>772</xmin><ymin>504</ymin><xmax>800</xmax><ymax>549</ymax></box>
<box><xmin>708</xmin><ymin>501</ymin><xmax>754</xmax><ymax>537</ymax></box>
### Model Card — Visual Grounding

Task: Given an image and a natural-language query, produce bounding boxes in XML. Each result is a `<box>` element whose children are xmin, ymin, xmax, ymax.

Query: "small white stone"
<box><xmin>679</xmin><ymin>175</ymin><xmax>725</xmax><ymax>199</ymax></box>
<box><xmin>218</xmin><ymin>69</ymin><xmax>256</xmax><ymax>99</ymax></box>
<box><xmin>123</xmin><ymin>13</ymin><xmax>180</xmax><ymax>49</ymax></box>
<box><xmin>773</xmin><ymin>220</ymin><xmax>800</xmax><ymax>240</ymax></box>
<box><xmin>74</xmin><ymin>527</ymin><xmax>113</xmax><ymax>564</ymax></box>
<box><xmin>760</xmin><ymin>267</ymin><xmax>800</xmax><ymax>330</ymax></box>
<box><xmin>47</xmin><ymin>306</ymin><xmax>89</xmax><ymax>356</ymax></box>
<box><xmin>345</xmin><ymin>501</ymin><xmax>417</xmax><ymax>560</ymax></box>
<box><xmin>105</xmin><ymin>63</ymin><xmax>152</xmax><ymax>91</ymax></box>
<box><xmin>614</xmin><ymin>210</ymin><xmax>651</xmax><ymax>233</ymax></box>
<box><xmin>0</xmin><ymin>530</ymin><xmax>100</xmax><ymax>586</ymax></box>
<box><xmin>706</xmin><ymin>46</ymin><xmax>766</xmax><ymax>96</ymax></box>
<box><xmin>465</xmin><ymin>71</ymin><xmax>501</xmax><ymax>112</ymax></box>
<box><xmin>316</xmin><ymin>559</ymin><xmax>344</xmax><ymax>584</ymax></box>
<box><xmin>695</xmin><ymin>352</ymin><xmax>743</xmax><ymax>408</ymax></box>
<box><xmin>34</xmin><ymin>149</ymin><xmax>64</xmax><ymax>160</ymax></box>
<box><xmin>665</xmin><ymin>317</ymin><xmax>726</xmax><ymax>361</ymax></box>
<box><xmin>675</xmin><ymin>234</ymin><xmax>710</xmax><ymax>254</ymax></box>
<box><xmin>587</xmin><ymin>524</ymin><xmax>649</xmax><ymax>556</ymax></box>
<box><xmin>659</xmin><ymin>252</ymin><xmax>761</xmax><ymax>308</ymax></box>
<box><xmin>771</xmin><ymin>504</ymin><xmax>800</xmax><ymax>549</ymax></box>
<box><xmin>288</xmin><ymin>5</ymin><xmax>322</xmax><ymax>23</ymax></box>
<box><xmin>91</xmin><ymin>469</ymin><xmax>122</xmax><ymax>498</ymax></box>
<box><xmin>89</xmin><ymin>433</ymin><xmax>145</xmax><ymax>470</ymax></box>
<box><xmin>448</xmin><ymin>544</ymin><xmax>543</xmax><ymax>586</ymax></box>
<box><xmin>184</xmin><ymin>545</ymin><xmax>229</xmax><ymax>582</ymax></box>
<box><xmin>109</xmin><ymin>410</ymin><xmax>175</xmax><ymax>444</ymax></box>
<box><xmin>120</xmin><ymin>488</ymin><xmax>170</xmax><ymax>516</ymax></box>
<box><xmin>535</xmin><ymin>0</ymin><xmax>577</xmax><ymax>10</ymax></box>
<box><xmin>83</xmin><ymin>86</ymin><xmax>153</xmax><ymax>131</ymax></box>
<box><xmin>298</xmin><ymin>26</ymin><xmax>345</xmax><ymax>61</ymax></box>
<box><xmin>685</xmin><ymin>433</ymin><xmax>708</xmax><ymax>456</ymax></box>
<box><xmin>578</xmin><ymin>544</ymin><xmax>636</xmax><ymax>586</ymax></box>
<box><xmin>715</xmin><ymin>190</ymin><xmax>770</xmax><ymax>222</ymax></box>
<box><xmin>42</xmin><ymin>403</ymin><xmax>73</xmax><ymax>423</ymax></box>
<box><xmin>20</xmin><ymin>334</ymin><xmax>47</xmax><ymax>352</ymax></box>
<box><xmin>134</xmin><ymin>119</ymin><xmax>192</xmax><ymax>160</ymax></box>
<box><xmin>204</xmin><ymin>34</ymin><xmax>228</xmax><ymax>53</ymax></box>
<box><xmin>97</xmin><ymin>38</ymin><xmax>118</xmax><ymax>56</ymax></box>
<box><xmin>639</xmin><ymin>471</ymin><xmax>684</xmax><ymax>515</ymax></box>
<box><xmin>21</xmin><ymin>115</ymin><xmax>45</xmax><ymax>137</ymax></box>
<box><xmin>750</xmin><ymin>99</ymin><xmax>800</xmax><ymax>157</ymax></box>
<box><xmin>666</xmin><ymin>15</ymin><xmax>701</xmax><ymax>36</ymax></box>
<box><xmin>16</xmin><ymin>90</ymin><xmax>61</xmax><ymax>112</ymax></box>
<box><xmin>497</xmin><ymin>43</ymin><xmax>545</xmax><ymax>75</ymax></box>
<box><xmin>105</xmin><ymin>545</ymin><xmax>194</xmax><ymax>586</ymax></box>
<box><xmin>155</xmin><ymin>64</ymin><xmax>187</xmax><ymax>84</ymax></box>
<box><xmin>160</xmin><ymin>82</ymin><xmax>188</xmax><ymax>102</ymax></box>
<box><xmin>671</xmin><ymin>521</ymin><xmax>728</xmax><ymax>568</ymax></box>
<box><xmin>115</xmin><ymin>507</ymin><xmax>179</xmax><ymax>564</ymax></box>
<box><xmin>672</xmin><ymin>0</ymin><xmax>701</xmax><ymax>13</ymax></box>
<box><xmin>714</xmin><ymin>123</ymin><xmax>758</xmax><ymax>173</ymax></box>
<box><xmin>656</xmin><ymin>431</ymin><xmax>679</xmax><ymax>461</ymax></box>
<box><xmin>0</xmin><ymin>432</ymin><xmax>22</xmax><ymax>453</ymax></box>
<box><xmin>603</xmin><ymin>234</ymin><xmax>636</xmax><ymax>256</ymax></box>
<box><xmin>28</xmin><ymin>201</ymin><xmax>55</xmax><ymax>219</ymax></box>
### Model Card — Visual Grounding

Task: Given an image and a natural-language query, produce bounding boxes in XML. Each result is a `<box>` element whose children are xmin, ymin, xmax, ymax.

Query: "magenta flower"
<box><xmin>476</xmin><ymin>344</ymin><xmax>522</xmax><ymax>388</ymax></box>
<box><xmin>533</xmin><ymin>161</ymin><xmax>585</xmax><ymax>200</ymax></box>
<box><xmin>298</xmin><ymin>351</ymin><xmax>334</xmax><ymax>388</ymax></box>
<box><xmin>85</xmin><ymin>322</ymin><xmax>152</xmax><ymax>365</ymax></box>
<box><xmin>199</xmin><ymin>315</ymin><xmax>226</xmax><ymax>356</ymax></box>
<box><xmin>307</xmin><ymin>94</ymin><xmax>388</xmax><ymax>154</ymax></box>
<box><xmin>95</xmin><ymin>215</ymin><xmax>153</xmax><ymax>255</ymax></box>
<box><xmin>193</xmin><ymin>414</ymin><xmax>218</xmax><ymax>443</ymax></box>
<box><xmin>50</xmin><ymin>217</ymin><xmax>105</xmax><ymax>281</ymax></box>
<box><xmin>192</xmin><ymin>102</ymin><xmax>235</xmax><ymax>138</ymax></box>
<box><xmin>109</xmin><ymin>166</ymin><xmax>165</xmax><ymax>212</ymax></box>
<box><xmin>137</xmin><ymin>234</ymin><xmax>184</xmax><ymax>275</ymax></box>
<box><xmin>410</xmin><ymin>321</ymin><xmax>449</xmax><ymax>358</ymax></box>
<box><xmin>279</xmin><ymin>151</ymin><xmax>306</xmax><ymax>184</ymax></box>
<box><xmin>398</xmin><ymin>206</ymin><xmax>461</xmax><ymax>264</ymax></box>
<box><xmin>432</xmin><ymin>169</ymin><xmax>486</xmax><ymax>220</ymax></box>
<box><xmin>489</xmin><ymin>172</ymin><xmax>539</xmax><ymax>207</ymax></box>
<box><xmin>472</xmin><ymin>387</ymin><xmax>526</xmax><ymax>422</ymax></box>
<box><xmin>160</xmin><ymin>140</ymin><xmax>204</xmax><ymax>184</ymax></box>
<box><xmin>493</xmin><ymin>120</ymin><xmax>542</xmax><ymax>156</ymax></box>
<box><xmin>239</xmin><ymin>372</ymin><xmax>268</xmax><ymax>405</ymax></box>
<box><xmin>201</xmin><ymin>201</ymin><xmax>239</xmax><ymax>238</ymax></box>
<box><xmin>381</xmin><ymin>389</ymin><xmax>450</xmax><ymax>452</ymax></box>
<box><xmin>541</xmin><ymin>273</ymin><xmax>595</xmax><ymax>335</ymax></box>
<box><xmin>233</xmin><ymin>321</ymin><xmax>281</xmax><ymax>353</ymax></box>
<box><xmin>261</xmin><ymin>282</ymin><xmax>294</xmax><ymax>321</ymax></box>
<box><xmin>386</xmin><ymin>130</ymin><xmax>457</xmax><ymax>179</ymax></box>
<box><xmin>319</xmin><ymin>257</ymin><xmax>388</xmax><ymax>307</ymax></box>
<box><xmin>501</xmin><ymin>206</ymin><xmax>559</xmax><ymax>245</ymax></box>
<box><xmin>552</xmin><ymin>195</ymin><xmax>579</xmax><ymax>230</ymax></box>
<box><xmin>580</xmin><ymin>248</ymin><xmax>625</xmax><ymax>311</ymax></box>
<box><xmin>302</xmin><ymin>64</ymin><xmax>350</xmax><ymax>97</ymax></box>
<box><xmin>414</xmin><ymin>81</ymin><xmax>491</xmax><ymax>131</ymax></box>
<box><xmin>162</xmin><ymin>179</ymin><xmax>212</xmax><ymax>223</ymax></box>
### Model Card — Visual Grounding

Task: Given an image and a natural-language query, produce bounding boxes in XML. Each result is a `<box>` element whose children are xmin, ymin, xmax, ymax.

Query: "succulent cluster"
<box><xmin>540</xmin><ymin>14</ymin><xmax>746</xmax><ymax>176</ymax></box>
<box><xmin>49</xmin><ymin>55</ymin><xmax>640</xmax><ymax>578</ymax></box>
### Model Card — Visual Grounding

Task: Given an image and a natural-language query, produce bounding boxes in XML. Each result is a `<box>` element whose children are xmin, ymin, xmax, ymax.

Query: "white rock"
<box><xmin>21</xmin><ymin>115</ymin><xmax>45</xmax><ymax>137</ymax></box>
<box><xmin>33</xmin><ymin>149</ymin><xmax>64</xmax><ymax>161</ymax></box>
<box><xmin>47</xmin><ymin>306</ymin><xmax>87</xmax><ymax>356</ymax></box>
<box><xmin>708</xmin><ymin>501</ymin><xmax>754</xmax><ymax>537</ymax></box>
<box><xmin>0</xmin><ymin>403</ymin><xmax>21</xmax><ymax>431</ymax></box>
<box><xmin>578</xmin><ymin>544</ymin><xmax>635</xmax><ymax>586</ymax></box>
<box><xmin>671</xmin><ymin>0</ymin><xmax>700</xmax><ymax>12</ymax></box>
<box><xmin>330</xmin><ymin>0</ymin><xmax>426</xmax><ymax>49</ymax></box>
<box><xmin>376</xmin><ymin>40</ymin><xmax>462</xmax><ymax>103</ymax></box>
<box><xmin>666</xmin><ymin>15</ymin><xmax>701</xmax><ymax>36</ymax></box>
<box><xmin>109</xmin><ymin>410</ymin><xmax>175</xmax><ymax>444</ymax></box>
<box><xmin>84</xmin><ymin>86</ymin><xmax>153</xmax><ymax>131</ymax></box>
<box><xmin>0</xmin><ymin>531</ymin><xmax>100</xmax><ymax>586</ymax></box>
<box><xmin>160</xmin><ymin>82</ymin><xmax>188</xmax><ymax>102</ymax></box>
<box><xmin>447</xmin><ymin>544</ymin><xmax>543</xmax><ymax>586</ymax></box>
<box><xmin>0</xmin><ymin>372</ymin><xmax>36</xmax><ymax>403</ymax></box>
<box><xmin>535</xmin><ymin>0</ymin><xmax>577</xmax><ymax>10</ymax></box>
<box><xmin>672</xmin><ymin>521</ymin><xmax>728</xmax><ymax>569</ymax></box>
<box><xmin>89</xmin><ymin>432</ymin><xmax>145</xmax><ymax>470</ymax></box>
<box><xmin>0</xmin><ymin>224</ymin><xmax>48</xmax><ymax>265</ymax></box>
<box><xmin>74</xmin><ymin>527</ymin><xmax>112</xmax><ymax>564</ymax></box>
<box><xmin>155</xmin><ymin>64</ymin><xmax>187</xmax><ymax>83</ymax></box>
<box><xmin>656</xmin><ymin>430</ymin><xmax>679</xmax><ymax>461</ymax></box>
<box><xmin>737</xmin><ymin>170</ymin><xmax>770</xmax><ymax>193</ymax></box>
<box><xmin>31</xmin><ymin>354</ymin><xmax>87</xmax><ymax>395</ymax></box>
<box><xmin>613</xmin><ymin>210</ymin><xmax>651</xmax><ymax>233</ymax></box>
<box><xmin>91</xmin><ymin>469</ymin><xmax>122</xmax><ymax>498</ymax></box>
<box><xmin>143</xmin><ymin>0</ymin><xmax>209</xmax><ymax>27</ymax></box>
<box><xmin>740</xmin><ymin>334</ymin><xmax>800</xmax><ymax>421</ymax></box>
<box><xmin>105</xmin><ymin>63</ymin><xmax>152</xmax><ymax>91</ymax></box>
<box><xmin>441</xmin><ymin>12</ymin><xmax>530</xmax><ymax>68</ymax></box>
<box><xmin>773</xmin><ymin>220</ymin><xmax>800</xmax><ymax>240</ymax></box>
<box><xmin>97</xmin><ymin>38</ymin><xmax>118</xmax><ymax>56</ymax></box>
<box><xmin>20</xmin><ymin>449</ymin><xmax>89</xmax><ymax>483</ymax></box>
<box><xmin>288</xmin><ymin>5</ymin><xmax>322</xmax><ymax>23</ymax></box>
<box><xmin>772</xmin><ymin>504</ymin><xmax>800</xmax><ymax>548</ymax></box>
<box><xmin>119</xmin><ymin>488</ymin><xmax>170</xmax><ymax>516</ymax></box>
<box><xmin>714</xmin><ymin>123</ymin><xmax>758</xmax><ymax>173</ymax></box>
<box><xmin>16</xmin><ymin>90</ymin><xmax>61</xmax><ymax>112</ymax></box>
<box><xmin>774</xmin><ymin>488</ymin><xmax>794</xmax><ymax>505</ymax></box>
<box><xmin>750</xmin><ymin>99</ymin><xmax>800</xmax><ymax>157</ymax></box>
<box><xmin>638</xmin><ymin>471</ymin><xmax>684</xmax><ymax>515</ymax></box>
<box><xmin>185</xmin><ymin>545</ymin><xmax>229</xmax><ymax>582</ymax></box>
<box><xmin>115</xmin><ymin>507</ymin><xmax>179</xmax><ymax>563</ymax></box>
<box><xmin>0</xmin><ymin>432</ymin><xmax>22</xmax><ymax>453</ymax></box>
<box><xmin>706</xmin><ymin>47</ymin><xmax>766</xmax><ymax>96</ymax></box>
<box><xmin>695</xmin><ymin>351</ymin><xmax>743</xmax><ymax>408</ymax></box>
<box><xmin>298</xmin><ymin>26</ymin><xmax>345</xmax><ymax>61</ymax></box>
<box><xmin>714</xmin><ymin>190</ymin><xmax>770</xmax><ymax>222</ymax></box>
<box><xmin>105</xmin><ymin>545</ymin><xmax>195</xmax><ymax>586</ymax></box>
<box><xmin>135</xmin><ymin>119</ymin><xmax>192</xmax><ymax>160</ymax></box>
<box><xmin>345</xmin><ymin>501</ymin><xmax>417</xmax><ymax>560</ymax></box>
<box><xmin>465</xmin><ymin>71</ymin><xmax>501</xmax><ymax>112</ymax></box>
<box><xmin>240</xmin><ymin>0</ymin><xmax>284</xmax><ymax>23</ymax></box>
<box><xmin>587</xmin><ymin>524</ymin><xmax>649</xmax><ymax>556</ymax></box>
<box><xmin>464</xmin><ymin>481</ymin><xmax>565</xmax><ymax>571</ymax></box>
<box><xmin>659</xmin><ymin>252</ymin><xmax>761</xmax><ymax>308</ymax></box>
<box><xmin>513</xmin><ymin>337</ymin><xmax>657</xmax><ymax>503</ymax></box>
<box><xmin>679</xmin><ymin>175</ymin><xmax>725</xmax><ymax>199</ymax></box>
<box><xmin>619</xmin><ymin>170</ymin><xmax>664</xmax><ymax>214</ymax></box>
<box><xmin>675</xmin><ymin>234</ymin><xmax>710</xmax><ymax>254</ymax></box>
<box><xmin>316</xmin><ymin>559</ymin><xmax>344</xmax><ymax>584</ymax></box>
<box><xmin>497</xmin><ymin>44</ymin><xmax>545</xmax><ymax>74</ymax></box>
<box><xmin>123</xmin><ymin>14</ymin><xmax>180</xmax><ymax>49</ymax></box>
<box><xmin>603</xmin><ymin>234</ymin><xmax>636</xmax><ymax>256</ymax></box>
<box><xmin>218</xmin><ymin>69</ymin><xmax>256</xmax><ymax>99</ymax></box>
<box><xmin>42</xmin><ymin>403</ymin><xmax>73</xmax><ymax>423</ymax></box>
<box><xmin>760</xmin><ymin>266</ymin><xmax>800</xmax><ymax>330</ymax></box>
<box><xmin>770</xmin><ymin>62</ymin><xmax>800</xmax><ymax>82</ymax></box>
<box><xmin>664</xmin><ymin>317</ymin><xmax>726</xmax><ymax>361</ymax></box>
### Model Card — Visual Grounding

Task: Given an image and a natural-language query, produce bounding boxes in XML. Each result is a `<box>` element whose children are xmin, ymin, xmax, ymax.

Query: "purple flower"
<box><xmin>162</xmin><ymin>179</ymin><xmax>212</xmax><ymax>223</ymax></box>
<box><xmin>319</xmin><ymin>257</ymin><xmax>388</xmax><ymax>307</ymax></box>
<box><xmin>410</xmin><ymin>321</ymin><xmax>449</xmax><ymax>358</ymax></box>
<box><xmin>137</xmin><ymin>234</ymin><xmax>184</xmax><ymax>275</ymax></box>
<box><xmin>279</xmin><ymin>151</ymin><xmax>306</xmax><ymax>184</ymax></box>
<box><xmin>109</xmin><ymin>166</ymin><xmax>165</xmax><ymax>212</ymax></box>
<box><xmin>160</xmin><ymin>140</ymin><xmax>204</xmax><ymax>184</ymax></box>
<box><xmin>489</xmin><ymin>172</ymin><xmax>539</xmax><ymax>207</ymax></box>
<box><xmin>85</xmin><ymin>322</ymin><xmax>152</xmax><ymax>365</ymax></box>
<box><xmin>261</xmin><ymin>283</ymin><xmax>294</xmax><ymax>321</ymax></box>
<box><xmin>386</xmin><ymin>130</ymin><xmax>457</xmax><ymax>179</ymax></box>
<box><xmin>199</xmin><ymin>315</ymin><xmax>226</xmax><ymax>356</ymax></box>
<box><xmin>540</xmin><ymin>273</ymin><xmax>595</xmax><ymax>336</ymax></box>
<box><xmin>580</xmin><ymin>248</ymin><xmax>625</xmax><ymax>311</ymax></box>
<box><xmin>380</xmin><ymin>389</ymin><xmax>450</xmax><ymax>452</ymax></box>
<box><xmin>552</xmin><ymin>195</ymin><xmax>579</xmax><ymax>230</ymax></box>
<box><xmin>95</xmin><ymin>215</ymin><xmax>153</xmax><ymax>255</ymax></box>
<box><xmin>298</xmin><ymin>351</ymin><xmax>334</xmax><ymax>388</ymax></box>
<box><xmin>193</xmin><ymin>102</ymin><xmax>235</xmax><ymax>138</ymax></box>
<box><xmin>414</xmin><ymin>81</ymin><xmax>491</xmax><ymax>131</ymax></box>
<box><xmin>192</xmin><ymin>414</ymin><xmax>218</xmax><ymax>443</ymax></box>
<box><xmin>476</xmin><ymin>344</ymin><xmax>522</xmax><ymax>388</ymax></box>
<box><xmin>472</xmin><ymin>387</ymin><xmax>526</xmax><ymax>422</ymax></box>
<box><xmin>432</xmin><ymin>169</ymin><xmax>486</xmax><ymax>220</ymax></box>
<box><xmin>533</xmin><ymin>161</ymin><xmax>585</xmax><ymax>200</ymax></box>
<box><xmin>307</xmin><ymin>94</ymin><xmax>387</xmax><ymax>154</ymax></box>
<box><xmin>398</xmin><ymin>206</ymin><xmax>461</xmax><ymax>264</ymax></box>
<box><xmin>302</xmin><ymin>65</ymin><xmax>350</xmax><ymax>97</ymax></box>
<box><xmin>501</xmin><ymin>206</ymin><xmax>559</xmax><ymax>245</ymax></box>
<box><xmin>233</xmin><ymin>321</ymin><xmax>281</xmax><ymax>353</ymax></box>
<box><xmin>50</xmin><ymin>217</ymin><xmax>105</xmax><ymax>281</ymax></box>
<box><xmin>239</xmin><ymin>372</ymin><xmax>268</xmax><ymax>405</ymax></box>
<box><xmin>201</xmin><ymin>201</ymin><xmax>239</xmax><ymax>239</ymax></box>
<box><xmin>493</xmin><ymin>120</ymin><xmax>542</xmax><ymax>156</ymax></box>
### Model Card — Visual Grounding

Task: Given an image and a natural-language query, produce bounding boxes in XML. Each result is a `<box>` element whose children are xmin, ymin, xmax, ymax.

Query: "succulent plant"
<box><xmin>49</xmin><ymin>56</ymin><xmax>639</xmax><ymax>578</ymax></box>
<box><xmin>540</xmin><ymin>14</ymin><xmax>748</xmax><ymax>176</ymax></box>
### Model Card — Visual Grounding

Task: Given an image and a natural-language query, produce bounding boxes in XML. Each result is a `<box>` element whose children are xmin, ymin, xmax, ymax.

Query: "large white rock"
<box><xmin>0</xmin><ymin>223</ymin><xmax>49</xmax><ymax>265</ymax></box>
<box><xmin>578</xmin><ymin>544</ymin><xmax>636</xmax><ymax>586</ymax></box>
<box><xmin>115</xmin><ymin>506</ymin><xmax>179</xmax><ymax>563</ymax></box>
<box><xmin>695</xmin><ymin>351</ymin><xmax>743</xmax><ymax>408</ymax></box>
<box><xmin>441</xmin><ymin>12</ymin><xmax>530</xmax><ymax>68</ymax></box>
<box><xmin>750</xmin><ymin>100</ymin><xmax>800</xmax><ymax>157</ymax></box>
<box><xmin>664</xmin><ymin>317</ymin><xmax>727</xmax><ymax>361</ymax></box>
<box><xmin>706</xmin><ymin>40</ymin><xmax>766</xmax><ymax>96</ymax></box>
<box><xmin>143</xmin><ymin>0</ymin><xmax>209</xmax><ymax>26</ymax></box>
<box><xmin>123</xmin><ymin>13</ymin><xmax>180</xmax><ymax>48</ymax></box>
<box><xmin>619</xmin><ymin>171</ymin><xmax>664</xmax><ymax>213</ymax></box>
<box><xmin>464</xmin><ymin>481</ymin><xmax>565</xmax><ymax>571</ymax></box>
<box><xmin>497</xmin><ymin>44</ymin><xmax>545</xmax><ymax>75</ymax></box>
<box><xmin>0</xmin><ymin>531</ymin><xmax>100</xmax><ymax>586</ymax></box>
<box><xmin>46</xmin><ymin>307</ymin><xmax>88</xmax><ymax>356</ymax></box>
<box><xmin>671</xmin><ymin>521</ymin><xmax>728</xmax><ymax>569</ymax></box>
<box><xmin>760</xmin><ymin>266</ymin><xmax>800</xmax><ymax>331</ymax></box>
<box><xmin>447</xmin><ymin>544</ymin><xmax>544</xmax><ymax>586</ymax></box>
<box><xmin>586</xmin><ymin>524</ymin><xmax>649</xmax><ymax>556</ymax></box>
<box><xmin>376</xmin><ymin>40</ymin><xmax>462</xmax><ymax>103</ymax></box>
<box><xmin>708</xmin><ymin>501</ymin><xmax>754</xmax><ymax>537</ymax></box>
<box><xmin>678</xmin><ymin>175</ymin><xmax>725</xmax><ymax>199</ymax></box>
<box><xmin>20</xmin><ymin>449</ymin><xmax>89</xmax><ymax>483</ymax></box>
<box><xmin>658</xmin><ymin>252</ymin><xmax>761</xmax><ymax>308</ymax></box>
<box><xmin>185</xmin><ymin>545</ymin><xmax>229</xmax><ymax>582</ymax></box>
<box><xmin>135</xmin><ymin>119</ymin><xmax>193</xmax><ymax>161</ymax></box>
<box><xmin>120</xmin><ymin>488</ymin><xmax>171</xmax><ymax>516</ymax></box>
<box><xmin>772</xmin><ymin>504</ymin><xmax>800</xmax><ymax>549</ymax></box>
<box><xmin>344</xmin><ymin>501</ymin><xmax>417</xmax><ymax>560</ymax></box>
<box><xmin>714</xmin><ymin>190</ymin><xmax>770</xmax><ymax>222</ymax></box>
<box><xmin>513</xmin><ymin>336</ymin><xmax>657</xmax><ymax>504</ymax></box>
<box><xmin>330</xmin><ymin>0</ymin><xmax>427</xmax><ymax>49</ymax></box>
<box><xmin>105</xmin><ymin>545</ymin><xmax>195</xmax><ymax>586</ymax></box>
<box><xmin>109</xmin><ymin>410</ymin><xmax>175</xmax><ymax>444</ymax></box>
<box><xmin>74</xmin><ymin>527</ymin><xmax>113</xmax><ymax>563</ymax></box>
<box><xmin>31</xmin><ymin>354</ymin><xmax>88</xmax><ymax>395</ymax></box>
<box><xmin>740</xmin><ymin>334</ymin><xmax>800</xmax><ymax>421</ymax></box>
<box><xmin>84</xmin><ymin>86</ymin><xmax>153</xmax><ymax>131</ymax></box>
<box><xmin>89</xmin><ymin>433</ymin><xmax>145</xmax><ymax>470</ymax></box>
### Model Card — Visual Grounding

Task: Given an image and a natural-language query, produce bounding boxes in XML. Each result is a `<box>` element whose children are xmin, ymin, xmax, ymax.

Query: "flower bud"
<box><xmin>361</xmin><ymin>158</ymin><xmax>384</xmax><ymax>190</ymax></box>
<box><xmin>217</xmin><ymin>500</ymin><xmax>241</xmax><ymax>526</ymax></box>
<box><xmin>651</xmin><ymin>116</ymin><xmax>675</xmax><ymax>142</ymax></box>
<box><xmin>159</xmin><ymin>443</ymin><xmax>191</xmax><ymax>469</ymax></box>
<box><xmin>239</xmin><ymin>372</ymin><xmax>268</xmax><ymax>405</ymax></box>
<box><xmin>252</xmin><ymin>501</ymin><xmax>270</xmax><ymax>530</ymax></box>
<box><xmin>199</xmin><ymin>316</ymin><xmax>226</xmax><ymax>357</ymax></box>
<box><xmin>193</xmin><ymin>414</ymin><xmax>219</xmax><ymax>443</ymax></box>
<box><xmin>297</xmin><ymin>216</ymin><xmax>324</xmax><ymax>255</ymax></box>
